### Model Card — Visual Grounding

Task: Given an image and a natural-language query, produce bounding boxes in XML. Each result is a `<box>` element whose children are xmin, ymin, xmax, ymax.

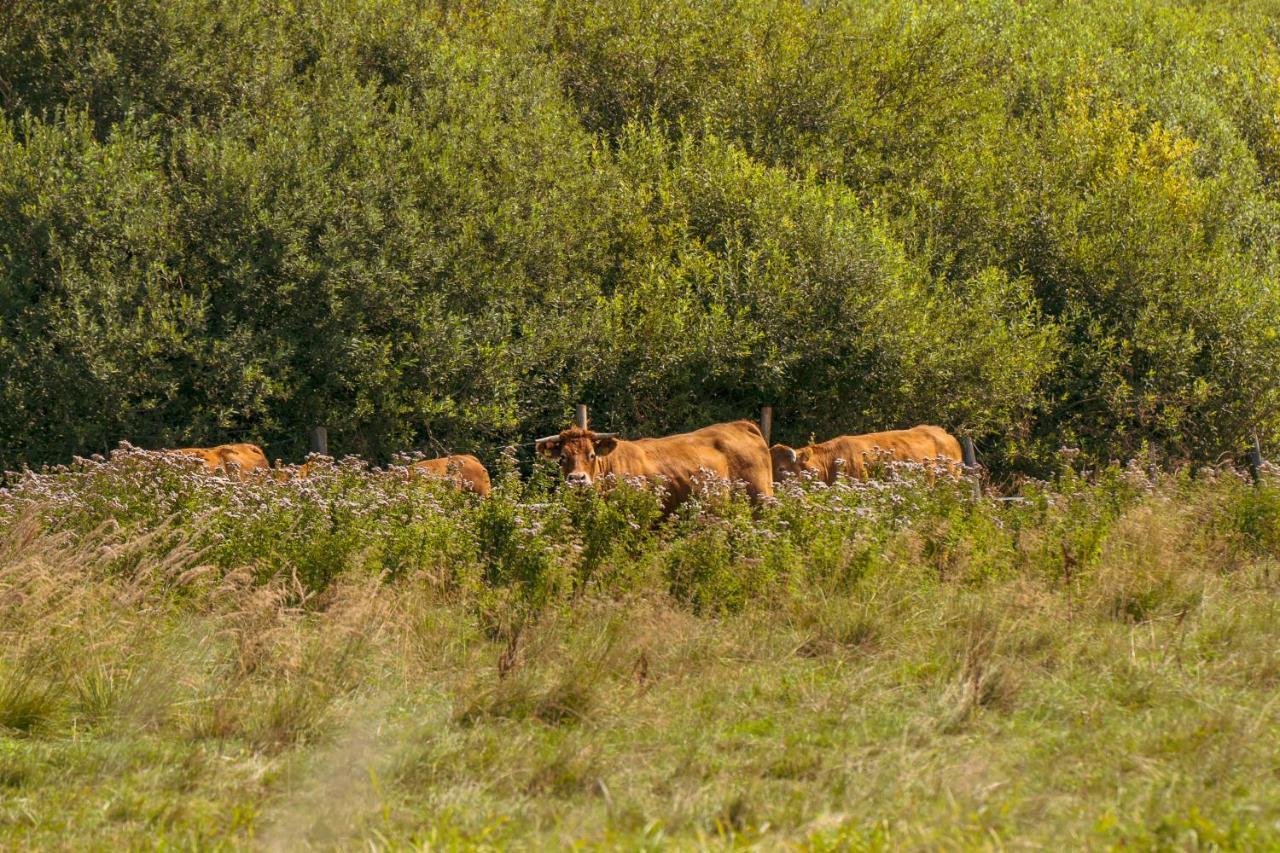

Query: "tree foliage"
<box><xmin>1</xmin><ymin>0</ymin><xmax>1278</xmax><ymax>470</ymax></box>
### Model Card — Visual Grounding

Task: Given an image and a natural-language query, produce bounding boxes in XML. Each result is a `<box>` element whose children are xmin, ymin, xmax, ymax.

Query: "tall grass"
<box><xmin>1</xmin><ymin>450</ymin><xmax>1278</xmax><ymax>847</ymax></box>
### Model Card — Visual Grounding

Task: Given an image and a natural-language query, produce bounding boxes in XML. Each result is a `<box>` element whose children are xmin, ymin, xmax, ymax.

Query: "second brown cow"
<box><xmin>172</xmin><ymin>443</ymin><xmax>270</xmax><ymax>480</ymax></box>
<box><xmin>770</xmin><ymin>425</ymin><xmax>963</xmax><ymax>484</ymax></box>
<box><xmin>409</xmin><ymin>454</ymin><xmax>492</xmax><ymax>497</ymax></box>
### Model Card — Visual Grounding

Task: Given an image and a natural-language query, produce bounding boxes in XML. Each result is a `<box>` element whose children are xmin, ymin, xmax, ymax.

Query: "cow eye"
<box><xmin>588</xmin><ymin>452</ymin><xmax>596</xmax><ymax>461</ymax></box>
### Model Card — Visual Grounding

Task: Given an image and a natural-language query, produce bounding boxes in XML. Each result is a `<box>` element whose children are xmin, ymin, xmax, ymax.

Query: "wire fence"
<box><xmin>0</xmin><ymin>405</ymin><xmax>1270</xmax><ymax>494</ymax></box>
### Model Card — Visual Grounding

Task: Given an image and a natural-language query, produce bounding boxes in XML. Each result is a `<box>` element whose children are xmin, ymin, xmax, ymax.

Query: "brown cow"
<box><xmin>270</xmin><ymin>461</ymin><xmax>314</xmax><ymax>481</ymax></box>
<box><xmin>409</xmin><ymin>454</ymin><xmax>491</xmax><ymax>497</ymax></box>
<box><xmin>535</xmin><ymin>420</ymin><xmax>773</xmax><ymax>512</ymax></box>
<box><xmin>770</xmin><ymin>425</ymin><xmax>963</xmax><ymax>484</ymax></box>
<box><xmin>171</xmin><ymin>443</ymin><xmax>270</xmax><ymax>480</ymax></box>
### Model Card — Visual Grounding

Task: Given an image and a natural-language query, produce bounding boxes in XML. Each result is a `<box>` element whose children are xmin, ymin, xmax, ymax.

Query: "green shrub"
<box><xmin>4</xmin><ymin>0</ymin><xmax>1279</xmax><ymax>471</ymax></box>
<box><xmin>1225</xmin><ymin>477</ymin><xmax>1280</xmax><ymax>558</ymax></box>
<box><xmin>663</xmin><ymin>486</ymin><xmax>776</xmax><ymax>613</ymax></box>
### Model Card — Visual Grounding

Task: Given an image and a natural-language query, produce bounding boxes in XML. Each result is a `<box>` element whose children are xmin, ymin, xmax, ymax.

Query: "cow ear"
<box><xmin>593</xmin><ymin>434</ymin><xmax>619</xmax><ymax>456</ymax></box>
<box><xmin>536</xmin><ymin>437</ymin><xmax>562</xmax><ymax>458</ymax></box>
<box><xmin>796</xmin><ymin>448</ymin><xmax>813</xmax><ymax>464</ymax></box>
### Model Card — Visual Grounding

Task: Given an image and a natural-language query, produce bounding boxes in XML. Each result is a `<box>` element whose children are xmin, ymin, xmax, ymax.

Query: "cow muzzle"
<box><xmin>565</xmin><ymin>472</ymin><xmax>592</xmax><ymax>487</ymax></box>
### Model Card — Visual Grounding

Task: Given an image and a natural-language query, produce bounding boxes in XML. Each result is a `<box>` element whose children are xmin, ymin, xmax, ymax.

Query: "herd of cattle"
<box><xmin>172</xmin><ymin>420</ymin><xmax>963</xmax><ymax>511</ymax></box>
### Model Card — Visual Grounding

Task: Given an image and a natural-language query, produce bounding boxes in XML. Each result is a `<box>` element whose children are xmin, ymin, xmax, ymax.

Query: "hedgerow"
<box><xmin>2</xmin><ymin>0</ymin><xmax>1279</xmax><ymax>472</ymax></box>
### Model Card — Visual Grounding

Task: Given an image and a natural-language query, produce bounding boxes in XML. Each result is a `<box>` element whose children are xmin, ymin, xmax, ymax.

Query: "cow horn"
<box><xmin>593</xmin><ymin>432</ymin><xmax>618</xmax><ymax>440</ymax></box>
<box><xmin>786</xmin><ymin>447</ymin><xmax>797</xmax><ymax>464</ymax></box>
<box><xmin>533</xmin><ymin>434</ymin><xmax>561</xmax><ymax>445</ymax></box>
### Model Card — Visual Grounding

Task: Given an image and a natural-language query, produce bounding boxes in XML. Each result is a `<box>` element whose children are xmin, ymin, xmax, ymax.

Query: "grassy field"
<box><xmin>2</xmin><ymin>451</ymin><xmax>1279</xmax><ymax>849</ymax></box>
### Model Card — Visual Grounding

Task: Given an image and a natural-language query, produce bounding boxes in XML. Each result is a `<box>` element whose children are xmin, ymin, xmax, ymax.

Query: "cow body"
<box><xmin>771</xmin><ymin>425</ymin><xmax>963</xmax><ymax>484</ymax></box>
<box><xmin>172</xmin><ymin>443</ymin><xmax>270</xmax><ymax>479</ymax></box>
<box><xmin>537</xmin><ymin>420</ymin><xmax>773</xmax><ymax>512</ymax></box>
<box><xmin>410</xmin><ymin>454</ymin><xmax>491</xmax><ymax>497</ymax></box>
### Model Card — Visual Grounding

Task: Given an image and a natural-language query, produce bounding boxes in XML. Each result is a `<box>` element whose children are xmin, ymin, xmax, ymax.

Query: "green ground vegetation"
<box><xmin>1</xmin><ymin>452</ymin><xmax>1278</xmax><ymax>847</ymax></box>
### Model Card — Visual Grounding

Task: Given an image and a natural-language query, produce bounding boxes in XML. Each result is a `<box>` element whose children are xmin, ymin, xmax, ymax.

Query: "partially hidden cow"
<box><xmin>172</xmin><ymin>443</ymin><xmax>270</xmax><ymax>480</ymax></box>
<box><xmin>535</xmin><ymin>420</ymin><xmax>773</xmax><ymax>512</ymax></box>
<box><xmin>770</xmin><ymin>425</ymin><xmax>963</xmax><ymax>484</ymax></box>
<box><xmin>409</xmin><ymin>454</ymin><xmax>492</xmax><ymax>497</ymax></box>
<box><xmin>270</xmin><ymin>461</ymin><xmax>313</xmax><ymax>481</ymax></box>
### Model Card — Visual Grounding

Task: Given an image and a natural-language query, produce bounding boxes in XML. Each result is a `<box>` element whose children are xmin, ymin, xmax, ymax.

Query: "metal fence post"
<box><xmin>961</xmin><ymin>435</ymin><xmax>980</xmax><ymax>499</ymax></box>
<box><xmin>309</xmin><ymin>426</ymin><xmax>328</xmax><ymax>456</ymax></box>
<box><xmin>760</xmin><ymin>406</ymin><xmax>773</xmax><ymax>445</ymax></box>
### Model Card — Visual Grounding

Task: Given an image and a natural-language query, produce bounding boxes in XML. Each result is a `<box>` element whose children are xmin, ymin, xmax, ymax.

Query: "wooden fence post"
<box><xmin>961</xmin><ymin>435</ymin><xmax>980</xmax><ymax>499</ymax></box>
<box><xmin>309</xmin><ymin>426</ymin><xmax>328</xmax><ymax>457</ymax></box>
<box><xmin>759</xmin><ymin>406</ymin><xmax>773</xmax><ymax>445</ymax></box>
<box><xmin>1249</xmin><ymin>432</ymin><xmax>1265</xmax><ymax>484</ymax></box>
<box><xmin>575</xmin><ymin>404</ymin><xmax>588</xmax><ymax>430</ymax></box>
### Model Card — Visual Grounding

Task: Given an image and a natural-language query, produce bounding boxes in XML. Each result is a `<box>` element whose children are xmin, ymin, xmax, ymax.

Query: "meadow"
<box><xmin>2</xmin><ymin>449</ymin><xmax>1278</xmax><ymax>848</ymax></box>
<box><xmin>6</xmin><ymin>0</ymin><xmax>1280</xmax><ymax>846</ymax></box>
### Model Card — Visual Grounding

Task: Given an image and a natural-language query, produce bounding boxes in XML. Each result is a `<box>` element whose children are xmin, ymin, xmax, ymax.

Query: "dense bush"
<box><xmin>2</xmin><ymin>0</ymin><xmax>1279</xmax><ymax>471</ymax></box>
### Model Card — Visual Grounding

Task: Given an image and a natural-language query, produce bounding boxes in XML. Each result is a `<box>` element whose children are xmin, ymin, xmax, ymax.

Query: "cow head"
<box><xmin>535</xmin><ymin>428</ymin><xmax>619</xmax><ymax>486</ymax></box>
<box><xmin>770</xmin><ymin>444</ymin><xmax>818</xmax><ymax>481</ymax></box>
<box><xmin>770</xmin><ymin>444</ymin><xmax>800</xmax><ymax>480</ymax></box>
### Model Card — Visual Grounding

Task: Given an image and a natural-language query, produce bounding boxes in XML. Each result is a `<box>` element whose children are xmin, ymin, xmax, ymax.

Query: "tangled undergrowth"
<box><xmin>1</xmin><ymin>448</ymin><xmax>1278</xmax><ymax>847</ymax></box>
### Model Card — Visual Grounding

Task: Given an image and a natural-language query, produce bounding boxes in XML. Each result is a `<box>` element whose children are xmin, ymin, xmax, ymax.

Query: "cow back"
<box><xmin>600</xmin><ymin>419</ymin><xmax>772</xmax><ymax>510</ymax></box>
<box><xmin>172</xmin><ymin>443</ymin><xmax>269</xmax><ymax>480</ymax></box>
<box><xmin>410</xmin><ymin>454</ymin><xmax>491</xmax><ymax>496</ymax></box>
<box><xmin>812</xmin><ymin>425</ymin><xmax>962</xmax><ymax>482</ymax></box>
